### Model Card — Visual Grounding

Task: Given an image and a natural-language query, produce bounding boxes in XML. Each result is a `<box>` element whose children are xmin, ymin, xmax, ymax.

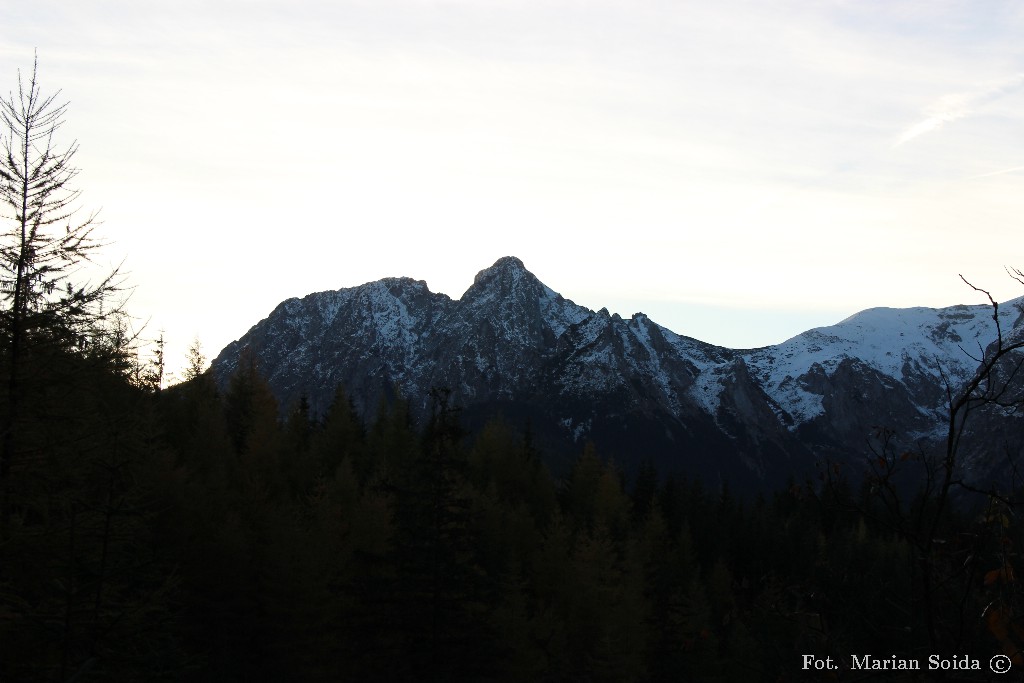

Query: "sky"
<box><xmin>3</xmin><ymin>1</ymin><xmax>1024</xmax><ymax>381</ymax></box>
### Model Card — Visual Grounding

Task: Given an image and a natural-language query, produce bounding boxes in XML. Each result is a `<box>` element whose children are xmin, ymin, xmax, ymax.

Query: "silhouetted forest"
<box><xmin>0</xmin><ymin>337</ymin><xmax>1021</xmax><ymax>680</ymax></box>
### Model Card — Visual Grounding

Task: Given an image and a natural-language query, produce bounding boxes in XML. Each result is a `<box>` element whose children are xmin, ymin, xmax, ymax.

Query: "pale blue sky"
<box><xmin>3</xmin><ymin>1</ymin><xmax>1023</xmax><ymax>376</ymax></box>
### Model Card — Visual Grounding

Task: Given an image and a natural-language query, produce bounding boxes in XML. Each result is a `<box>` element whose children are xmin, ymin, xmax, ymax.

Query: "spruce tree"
<box><xmin>0</xmin><ymin>54</ymin><xmax>123</xmax><ymax>540</ymax></box>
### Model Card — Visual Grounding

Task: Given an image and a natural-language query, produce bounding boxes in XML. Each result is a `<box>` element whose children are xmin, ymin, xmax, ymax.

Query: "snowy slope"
<box><xmin>743</xmin><ymin>297</ymin><xmax>1024</xmax><ymax>429</ymax></box>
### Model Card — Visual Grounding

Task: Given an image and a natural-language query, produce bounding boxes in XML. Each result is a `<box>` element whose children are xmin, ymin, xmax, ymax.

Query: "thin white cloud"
<box><xmin>967</xmin><ymin>164</ymin><xmax>1024</xmax><ymax>180</ymax></box>
<box><xmin>895</xmin><ymin>73</ymin><xmax>1024</xmax><ymax>146</ymax></box>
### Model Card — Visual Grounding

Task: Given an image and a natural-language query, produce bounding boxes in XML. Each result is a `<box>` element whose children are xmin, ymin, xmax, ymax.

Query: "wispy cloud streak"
<box><xmin>967</xmin><ymin>164</ymin><xmax>1024</xmax><ymax>180</ymax></box>
<box><xmin>895</xmin><ymin>73</ymin><xmax>1024</xmax><ymax>146</ymax></box>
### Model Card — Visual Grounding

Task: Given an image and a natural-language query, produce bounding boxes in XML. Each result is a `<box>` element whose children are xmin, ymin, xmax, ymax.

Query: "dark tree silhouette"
<box><xmin>0</xmin><ymin>54</ymin><xmax>124</xmax><ymax>540</ymax></box>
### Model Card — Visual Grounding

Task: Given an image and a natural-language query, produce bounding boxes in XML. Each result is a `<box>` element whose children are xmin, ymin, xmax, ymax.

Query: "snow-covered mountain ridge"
<box><xmin>212</xmin><ymin>257</ymin><xmax>1024</xmax><ymax>488</ymax></box>
<box><xmin>743</xmin><ymin>299</ymin><xmax>1023</xmax><ymax>434</ymax></box>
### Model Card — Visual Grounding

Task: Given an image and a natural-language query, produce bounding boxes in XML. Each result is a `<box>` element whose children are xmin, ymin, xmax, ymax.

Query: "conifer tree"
<box><xmin>0</xmin><ymin>54</ymin><xmax>123</xmax><ymax>540</ymax></box>
<box><xmin>0</xmin><ymin>56</ymin><xmax>183</xmax><ymax>681</ymax></box>
<box><xmin>183</xmin><ymin>337</ymin><xmax>207</xmax><ymax>382</ymax></box>
<box><xmin>312</xmin><ymin>383</ymin><xmax>368</xmax><ymax>483</ymax></box>
<box><xmin>388</xmin><ymin>388</ymin><xmax>494</xmax><ymax>679</ymax></box>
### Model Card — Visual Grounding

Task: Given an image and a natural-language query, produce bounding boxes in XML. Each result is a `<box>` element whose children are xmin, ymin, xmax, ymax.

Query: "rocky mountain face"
<box><xmin>212</xmin><ymin>257</ymin><xmax>1024</xmax><ymax>492</ymax></box>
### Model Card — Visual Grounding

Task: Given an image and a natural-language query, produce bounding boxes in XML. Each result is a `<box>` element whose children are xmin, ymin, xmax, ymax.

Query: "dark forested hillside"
<box><xmin>2</xmin><ymin>319</ymin><xmax>1023</xmax><ymax>680</ymax></box>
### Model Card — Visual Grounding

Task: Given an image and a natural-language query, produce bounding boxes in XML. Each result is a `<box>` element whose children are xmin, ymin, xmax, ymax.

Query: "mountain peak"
<box><xmin>493</xmin><ymin>255</ymin><xmax>526</xmax><ymax>269</ymax></box>
<box><xmin>464</xmin><ymin>255</ymin><xmax>541</xmax><ymax>300</ymax></box>
<box><xmin>472</xmin><ymin>255</ymin><xmax>528</xmax><ymax>284</ymax></box>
